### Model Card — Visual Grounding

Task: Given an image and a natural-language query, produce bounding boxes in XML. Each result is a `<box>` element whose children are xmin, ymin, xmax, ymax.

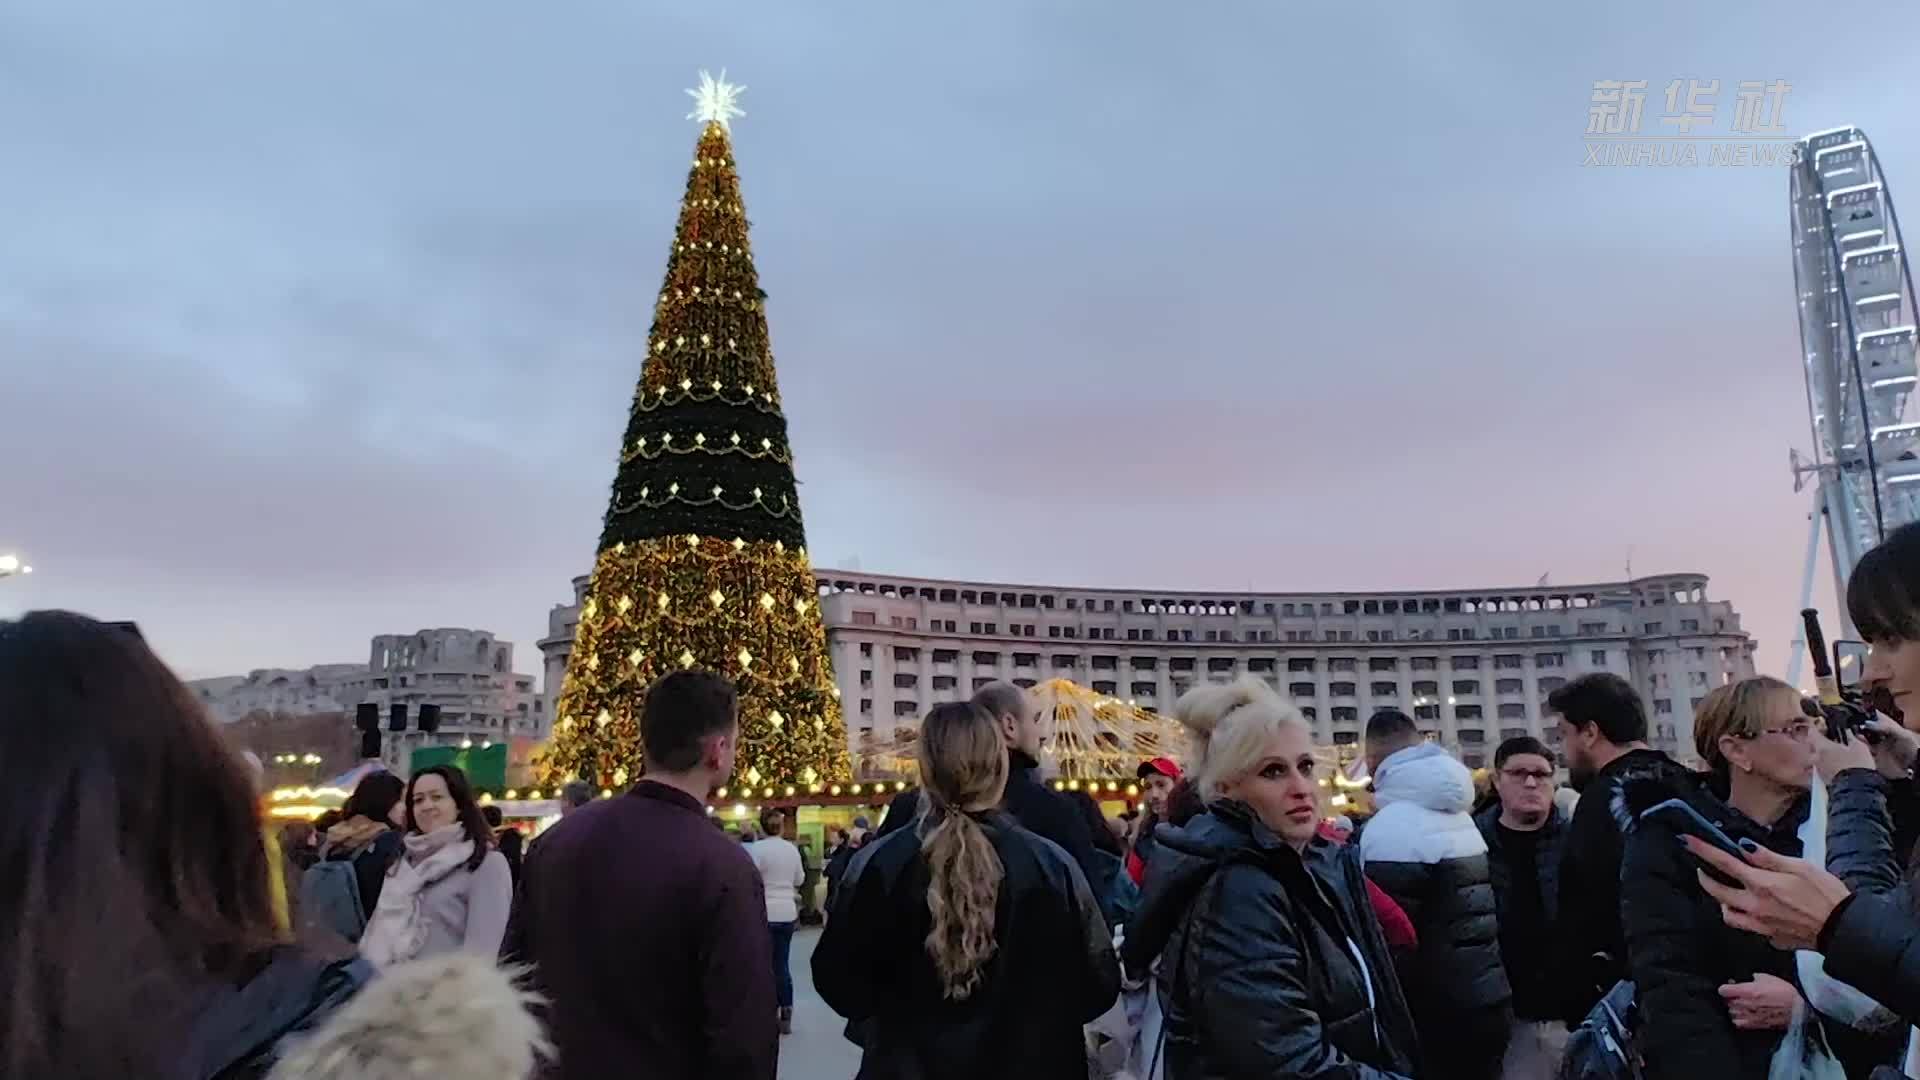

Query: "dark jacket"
<box><xmin>1472</xmin><ymin>802</ymin><xmax>1567</xmax><ymax>929</ymax></box>
<box><xmin>1820</xmin><ymin>768</ymin><xmax>1920</xmax><ymax>1028</ymax></box>
<box><xmin>1357</xmin><ymin>744</ymin><xmax>1511</xmax><ymax>1018</ymax></box>
<box><xmin>875</xmin><ymin>748</ymin><xmax>1105</xmax><ymax>894</ymax></box>
<box><xmin>1123</xmin><ymin>800</ymin><xmax>1419</xmax><ymax>1080</ymax></box>
<box><xmin>1620</xmin><ymin>771</ymin><xmax>1808</xmax><ymax>1080</ymax></box>
<box><xmin>1556</xmin><ymin>746</ymin><xmax>1693</xmax><ymax>1021</ymax></box>
<box><xmin>811</xmin><ymin>811</ymin><xmax>1119</xmax><ymax>1079</ymax></box>
<box><xmin>319</xmin><ymin>817</ymin><xmax>402</xmax><ymax>916</ymax></box>
<box><xmin>502</xmin><ymin>781</ymin><xmax>775</xmax><ymax>1080</ymax></box>
<box><xmin>181</xmin><ymin>946</ymin><xmax>369</xmax><ymax>1079</ymax></box>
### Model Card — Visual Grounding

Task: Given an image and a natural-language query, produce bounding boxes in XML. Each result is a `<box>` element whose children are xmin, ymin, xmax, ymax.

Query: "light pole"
<box><xmin>0</xmin><ymin>554</ymin><xmax>33</xmax><ymax>580</ymax></box>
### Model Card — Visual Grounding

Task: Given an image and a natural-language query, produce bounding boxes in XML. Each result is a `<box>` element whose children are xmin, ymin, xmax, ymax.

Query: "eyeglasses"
<box><xmin>1499</xmin><ymin>767</ymin><xmax>1554</xmax><ymax>784</ymax></box>
<box><xmin>1741</xmin><ymin>720</ymin><xmax>1814</xmax><ymax>742</ymax></box>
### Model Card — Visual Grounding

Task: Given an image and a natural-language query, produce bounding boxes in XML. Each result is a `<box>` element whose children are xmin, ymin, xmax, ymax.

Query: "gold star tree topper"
<box><xmin>686</xmin><ymin>69</ymin><xmax>745</xmax><ymax>130</ymax></box>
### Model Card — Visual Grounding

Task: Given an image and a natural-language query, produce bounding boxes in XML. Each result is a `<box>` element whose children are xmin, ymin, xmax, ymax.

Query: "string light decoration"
<box><xmin>542</xmin><ymin>78</ymin><xmax>850</xmax><ymax>793</ymax></box>
<box><xmin>857</xmin><ymin>679</ymin><xmax>1189</xmax><ymax>785</ymax></box>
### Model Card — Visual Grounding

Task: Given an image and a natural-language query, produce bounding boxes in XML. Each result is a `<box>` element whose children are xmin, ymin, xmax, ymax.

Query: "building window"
<box><xmin>1300</xmin><ymin>706</ymin><xmax>1318</xmax><ymax>721</ymax></box>
<box><xmin>973</xmin><ymin>651</ymin><xmax>999</xmax><ymax>666</ymax></box>
<box><xmin>1414</xmin><ymin>704</ymin><xmax>1440</xmax><ymax>721</ymax></box>
<box><xmin>1248</xmin><ymin>657</ymin><xmax>1275</xmax><ymax>673</ymax></box>
<box><xmin>859</xmin><ymin>670</ymin><xmax>873</xmax><ymax>687</ymax></box>
<box><xmin>1049</xmin><ymin>626</ymin><xmax>1061</xmax><ymax>638</ymax></box>
<box><xmin>1458</xmin><ymin>728</ymin><xmax>1486</xmax><ymax>744</ymax></box>
<box><xmin>1686</xmin><ymin>646</ymin><xmax>1707</xmax><ymax>661</ymax></box>
<box><xmin>1649</xmin><ymin>649</ymin><xmax>1666</xmax><ymax>664</ymax></box>
<box><xmin>859</xmin><ymin>698</ymin><xmax>872</xmax><ymax>714</ymax></box>
<box><xmin>1171</xmin><ymin>657</ymin><xmax>1196</xmax><ymax>672</ymax></box>
<box><xmin>1681</xmin><ymin>619</ymin><xmax>1701</xmax><ymax>632</ymax></box>
<box><xmin>1051</xmin><ymin>655</ymin><xmax>1077</xmax><ymax>669</ymax></box>
<box><xmin>1332</xmin><ymin>707</ymin><xmax>1359</xmax><ymax>722</ymax></box>
<box><xmin>1498</xmin><ymin>702</ymin><xmax>1528</xmax><ymax>720</ymax></box>
<box><xmin>1452</xmin><ymin>679</ymin><xmax>1481</xmax><ymax>695</ymax></box>
<box><xmin>933</xmin><ymin>649</ymin><xmax>958</xmax><ymax>663</ymax></box>
<box><xmin>1535</xmin><ymin>653</ymin><xmax>1565</xmax><ymax>668</ymax></box>
<box><xmin>1590</xmin><ymin>649</ymin><xmax>1607</xmax><ymax>666</ymax></box>
<box><xmin>1689</xmin><ymin>670</ymin><xmax>1709</xmax><ymax>687</ymax></box>
<box><xmin>1289</xmin><ymin>682</ymin><xmax>1317</xmax><ymax>698</ymax></box>
<box><xmin>972</xmin><ymin>677</ymin><xmax>996</xmax><ymax>691</ymax></box>
<box><xmin>1411</xmin><ymin>657</ymin><xmax>1438</xmax><ymax>671</ymax></box>
<box><xmin>1131</xmin><ymin>681</ymin><xmax>1157</xmax><ymax>697</ymax></box>
<box><xmin>1330</xmin><ymin>682</ymin><xmax>1357</xmax><ymax>697</ymax></box>
<box><xmin>1413</xmin><ymin>680</ymin><xmax>1439</xmax><ymax>695</ymax></box>
<box><xmin>1131</xmin><ymin>656</ymin><xmax>1159</xmax><ymax>671</ymax></box>
<box><xmin>1539</xmin><ymin>676</ymin><xmax>1566</xmax><ymax>692</ymax></box>
<box><xmin>859</xmin><ymin>643</ymin><xmax>873</xmax><ymax>658</ymax></box>
<box><xmin>1329</xmin><ymin>658</ymin><xmax>1357</xmax><ymax>673</ymax></box>
<box><xmin>984</xmin><ymin>624</ymin><xmax>998</xmax><ymax>635</ymax></box>
<box><xmin>1012</xmin><ymin>653</ymin><xmax>1038</xmax><ymax>667</ymax></box>
<box><xmin>893</xmin><ymin>673</ymin><xmax>917</xmax><ymax>689</ymax></box>
<box><xmin>893</xmin><ymin>700</ymin><xmax>919</xmax><ymax>717</ymax></box>
<box><xmin>1580</xmin><ymin>621</ymin><xmax>1609</xmax><ymax>635</ymax></box>
<box><xmin>1091</xmin><ymin>656</ymin><xmax>1117</xmax><ymax>670</ymax></box>
<box><xmin>1451</xmin><ymin>656</ymin><xmax>1480</xmax><ymax>671</ymax></box>
<box><xmin>1496</xmin><ymin>678</ymin><xmax>1523</xmax><ymax>694</ymax></box>
<box><xmin>1654</xmin><ymin>698</ymin><xmax>1673</xmax><ymax>715</ymax></box>
<box><xmin>932</xmin><ymin>676</ymin><xmax>957</xmax><ymax>690</ymax></box>
<box><xmin>852</xmin><ymin>610</ymin><xmax>877</xmax><ymax>626</ymax></box>
<box><xmin>1288</xmin><ymin>658</ymin><xmax>1316</xmax><ymax>672</ymax></box>
<box><xmin>894</xmin><ymin>647</ymin><xmax>919</xmax><ymax>663</ymax></box>
<box><xmin>1463</xmin><ymin>752</ymin><xmax>1486</xmax><ymax>769</ymax></box>
<box><xmin>1092</xmin><ymin>681</ymin><xmax>1117</xmax><ymax>695</ymax></box>
<box><xmin>969</xmin><ymin>622</ymin><xmax>982</xmax><ymax>634</ymax></box>
<box><xmin>1494</xmin><ymin>654</ymin><xmax>1523</xmax><ymax>669</ymax></box>
<box><xmin>1645</xmin><ymin>622</ymin><xmax>1664</xmax><ymax>635</ymax></box>
<box><xmin>1456</xmin><ymin>704</ymin><xmax>1484</xmax><ymax>719</ymax></box>
<box><xmin>1370</xmin><ymin>681</ymin><xmax>1398</xmax><ymax>696</ymax></box>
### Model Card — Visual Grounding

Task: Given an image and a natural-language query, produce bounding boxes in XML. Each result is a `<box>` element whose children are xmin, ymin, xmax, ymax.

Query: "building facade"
<box><xmin>541</xmin><ymin>571</ymin><xmax>1756</xmax><ymax>769</ymax></box>
<box><xmin>190</xmin><ymin>664</ymin><xmax>364</xmax><ymax>724</ymax></box>
<box><xmin>332</xmin><ymin>628</ymin><xmax>545</xmax><ymax>776</ymax></box>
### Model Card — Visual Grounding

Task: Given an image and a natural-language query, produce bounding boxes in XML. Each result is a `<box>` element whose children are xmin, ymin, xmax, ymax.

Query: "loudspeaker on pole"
<box><xmin>417</xmin><ymin>703</ymin><xmax>441</xmax><ymax>733</ymax></box>
<box><xmin>388</xmin><ymin>704</ymin><xmax>408</xmax><ymax>733</ymax></box>
<box><xmin>356</xmin><ymin>703</ymin><xmax>379</xmax><ymax>732</ymax></box>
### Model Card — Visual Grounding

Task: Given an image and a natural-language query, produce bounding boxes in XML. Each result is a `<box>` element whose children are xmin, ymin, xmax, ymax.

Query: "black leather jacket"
<box><xmin>1822</xmin><ymin>768</ymin><xmax>1920</xmax><ymax>1024</ymax></box>
<box><xmin>183</xmin><ymin>946</ymin><xmax>369</xmax><ymax>1079</ymax></box>
<box><xmin>1124</xmin><ymin>800</ymin><xmax>1419</xmax><ymax>1080</ymax></box>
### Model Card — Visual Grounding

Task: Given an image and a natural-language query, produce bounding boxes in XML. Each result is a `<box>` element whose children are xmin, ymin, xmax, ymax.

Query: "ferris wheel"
<box><xmin>1788</xmin><ymin>126</ymin><xmax>1920</xmax><ymax>656</ymax></box>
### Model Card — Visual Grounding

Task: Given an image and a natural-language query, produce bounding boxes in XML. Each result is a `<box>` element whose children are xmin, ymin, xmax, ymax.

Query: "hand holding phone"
<box><xmin>1640</xmin><ymin>798</ymin><xmax>1752</xmax><ymax>888</ymax></box>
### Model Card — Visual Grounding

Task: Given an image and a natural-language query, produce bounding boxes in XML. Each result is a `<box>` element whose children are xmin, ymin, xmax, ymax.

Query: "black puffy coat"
<box><xmin>1620</xmin><ymin>772</ymin><xmax>1810</xmax><ymax>1080</ymax></box>
<box><xmin>1356</xmin><ymin>744</ymin><xmax>1511</xmax><ymax>1019</ymax></box>
<box><xmin>1822</xmin><ymin>768</ymin><xmax>1920</xmax><ymax>1029</ymax></box>
<box><xmin>1123</xmin><ymin>800</ymin><xmax>1419</xmax><ymax>1080</ymax></box>
<box><xmin>811</xmin><ymin>811</ymin><xmax>1119</xmax><ymax>1080</ymax></box>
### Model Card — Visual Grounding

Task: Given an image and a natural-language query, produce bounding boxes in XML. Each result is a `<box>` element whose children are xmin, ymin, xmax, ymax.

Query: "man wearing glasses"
<box><xmin>1475</xmin><ymin>736</ymin><xmax>1570</xmax><ymax>1079</ymax></box>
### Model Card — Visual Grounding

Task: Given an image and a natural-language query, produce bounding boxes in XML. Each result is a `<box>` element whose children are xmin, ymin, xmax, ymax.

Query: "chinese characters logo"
<box><xmin>1585</xmin><ymin>79</ymin><xmax>1796</xmax><ymax>166</ymax></box>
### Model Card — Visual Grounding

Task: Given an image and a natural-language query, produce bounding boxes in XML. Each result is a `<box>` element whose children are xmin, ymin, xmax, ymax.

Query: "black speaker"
<box><xmin>359</xmin><ymin>729</ymin><xmax>382</xmax><ymax>760</ymax></box>
<box><xmin>388</xmin><ymin>704</ymin><xmax>408</xmax><ymax>733</ymax></box>
<box><xmin>417</xmin><ymin>703</ymin><xmax>441</xmax><ymax>734</ymax></box>
<box><xmin>356</xmin><ymin>703</ymin><xmax>379</xmax><ymax>732</ymax></box>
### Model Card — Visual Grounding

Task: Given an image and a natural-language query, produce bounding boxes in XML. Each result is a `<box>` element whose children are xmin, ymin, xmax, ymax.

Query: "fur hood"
<box><xmin>266</xmin><ymin>953</ymin><xmax>549</xmax><ymax>1080</ymax></box>
<box><xmin>322</xmin><ymin>816</ymin><xmax>389</xmax><ymax>856</ymax></box>
<box><xmin>1372</xmin><ymin>742</ymin><xmax>1475</xmax><ymax>814</ymax></box>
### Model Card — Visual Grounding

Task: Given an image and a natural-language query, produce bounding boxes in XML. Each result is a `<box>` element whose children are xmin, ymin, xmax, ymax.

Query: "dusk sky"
<box><xmin>5</xmin><ymin>0</ymin><xmax>1919</xmax><ymax>683</ymax></box>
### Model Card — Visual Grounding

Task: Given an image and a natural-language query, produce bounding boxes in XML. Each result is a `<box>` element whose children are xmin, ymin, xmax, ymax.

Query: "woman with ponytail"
<box><xmin>812</xmin><ymin>700</ymin><xmax>1120</xmax><ymax>1078</ymax></box>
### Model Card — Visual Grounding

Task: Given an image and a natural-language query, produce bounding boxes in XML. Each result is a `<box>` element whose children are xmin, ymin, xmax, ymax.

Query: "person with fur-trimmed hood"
<box><xmin>1358</xmin><ymin>709</ymin><xmax>1512</xmax><ymax>1079</ymax></box>
<box><xmin>268</xmin><ymin>953</ymin><xmax>548</xmax><ymax>1080</ymax></box>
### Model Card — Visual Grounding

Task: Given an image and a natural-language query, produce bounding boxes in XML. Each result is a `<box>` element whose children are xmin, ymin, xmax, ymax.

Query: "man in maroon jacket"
<box><xmin>504</xmin><ymin>671</ymin><xmax>776</xmax><ymax>1079</ymax></box>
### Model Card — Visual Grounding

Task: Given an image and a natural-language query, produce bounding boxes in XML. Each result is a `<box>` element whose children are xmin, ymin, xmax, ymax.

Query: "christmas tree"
<box><xmin>545</xmin><ymin>72</ymin><xmax>851</xmax><ymax>797</ymax></box>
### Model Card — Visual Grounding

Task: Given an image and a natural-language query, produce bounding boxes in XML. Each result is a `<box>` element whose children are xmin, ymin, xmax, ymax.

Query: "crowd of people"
<box><xmin>27</xmin><ymin>524</ymin><xmax>1920</xmax><ymax>1077</ymax></box>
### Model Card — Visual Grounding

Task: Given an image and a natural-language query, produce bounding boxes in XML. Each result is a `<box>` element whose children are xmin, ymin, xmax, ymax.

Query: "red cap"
<box><xmin>1137</xmin><ymin>757</ymin><xmax>1182</xmax><ymax>782</ymax></box>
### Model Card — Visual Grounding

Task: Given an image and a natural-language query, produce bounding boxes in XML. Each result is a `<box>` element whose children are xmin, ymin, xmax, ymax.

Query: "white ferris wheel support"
<box><xmin>1787</xmin><ymin>125</ymin><xmax>1920</xmax><ymax>683</ymax></box>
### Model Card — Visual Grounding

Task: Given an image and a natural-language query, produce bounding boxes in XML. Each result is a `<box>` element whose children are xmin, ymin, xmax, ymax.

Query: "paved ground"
<box><xmin>780</xmin><ymin>927</ymin><xmax>862</xmax><ymax>1078</ymax></box>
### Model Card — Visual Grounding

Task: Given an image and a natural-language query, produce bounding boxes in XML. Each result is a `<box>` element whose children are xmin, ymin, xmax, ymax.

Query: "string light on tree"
<box><xmin>540</xmin><ymin>72</ymin><xmax>850</xmax><ymax>795</ymax></box>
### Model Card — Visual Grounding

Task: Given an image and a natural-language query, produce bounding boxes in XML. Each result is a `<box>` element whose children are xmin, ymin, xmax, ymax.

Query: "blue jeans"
<box><xmin>770</xmin><ymin>921</ymin><xmax>796</xmax><ymax>1008</ymax></box>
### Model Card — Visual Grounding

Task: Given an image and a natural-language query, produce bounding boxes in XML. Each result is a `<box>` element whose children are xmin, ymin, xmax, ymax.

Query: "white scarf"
<box><xmin>359</xmin><ymin>824</ymin><xmax>475</xmax><ymax>970</ymax></box>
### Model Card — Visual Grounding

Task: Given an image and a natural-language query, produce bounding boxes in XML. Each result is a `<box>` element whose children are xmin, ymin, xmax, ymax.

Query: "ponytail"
<box><xmin>914</xmin><ymin>701</ymin><xmax>1010</xmax><ymax>1000</ymax></box>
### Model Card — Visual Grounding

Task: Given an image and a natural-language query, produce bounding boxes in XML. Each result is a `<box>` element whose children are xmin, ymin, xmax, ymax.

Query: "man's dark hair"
<box><xmin>1493</xmin><ymin>735</ymin><xmax>1554</xmax><ymax>770</ymax></box>
<box><xmin>1849</xmin><ymin>521</ymin><xmax>1920</xmax><ymax>644</ymax></box>
<box><xmin>559</xmin><ymin>780</ymin><xmax>593</xmax><ymax>809</ymax></box>
<box><xmin>1365</xmin><ymin>708</ymin><xmax>1419</xmax><ymax>744</ymax></box>
<box><xmin>641</xmin><ymin>670</ymin><xmax>738</xmax><ymax>773</ymax></box>
<box><xmin>1546</xmin><ymin>672</ymin><xmax>1647</xmax><ymax>745</ymax></box>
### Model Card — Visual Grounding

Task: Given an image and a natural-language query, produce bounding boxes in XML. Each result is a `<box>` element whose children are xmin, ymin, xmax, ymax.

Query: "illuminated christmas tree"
<box><xmin>545</xmin><ymin>72</ymin><xmax>851</xmax><ymax>797</ymax></box>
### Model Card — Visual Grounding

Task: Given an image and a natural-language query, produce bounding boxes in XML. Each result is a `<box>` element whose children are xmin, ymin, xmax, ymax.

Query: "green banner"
<box><xmin>410</xmin><ymin>743</ymin><xmax>508</xmax><ymax>792</ymax></box>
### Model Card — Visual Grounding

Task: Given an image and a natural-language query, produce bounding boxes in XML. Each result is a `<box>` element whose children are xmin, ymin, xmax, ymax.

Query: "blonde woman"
<box><xmin>1120</xmin><ymin>677</ymin><xmax>1419</xmax><ymax>1079</ymax></box>
<box><xmin>812</xmin><ymin>701</ymin><xmax>1120</xmax><ymax>1078</ymax></box>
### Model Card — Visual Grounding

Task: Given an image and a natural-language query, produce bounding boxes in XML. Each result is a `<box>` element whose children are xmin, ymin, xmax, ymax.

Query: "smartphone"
<box><xmin>1639</xmin><ymin>798</ymin><xmax>1751</xmax><ymax>888</ymax></box>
